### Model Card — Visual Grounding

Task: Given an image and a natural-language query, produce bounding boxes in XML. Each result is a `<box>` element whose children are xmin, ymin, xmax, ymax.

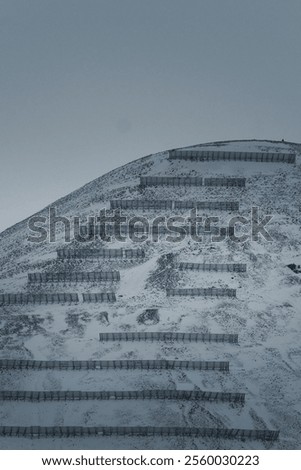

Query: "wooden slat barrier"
<box><xmin>110</xmin><ymin>200</ymin><xmax>239</xmax><ymax>211</ymax></box>
<box><xmin>140</xmin><ymin>176</ymin><xmax>203</xmax><ymax>186</ymax></box>
<box><xmin>0</xmin><ymin>426</ymin><xmax>279</xmax><ymax>440</ymax></box>
<box><xmin>167</xmin><ymin>288</ymin><xmax>236</xmax><ymax>298</ymax></box>
<box><xmin>82</xmin><ymin>293</ymin><xmax>116</xmax><ymax>303</ymax></box>
<box><xmin>0</xmin><ymin>293</ymin><xmax>78</xmax><ymax>305</ymax></box>
<box><xmin>110</xmin><ymin>200</ymin><xmax>173</xmax><ymax>210</ymax></box>
<box><xmin>204</xmin><ymin>178</ymin><xmax>246</xmax><ymax>187</ymax></box>
<box><xmin>174</xmin><ymin>201</ymin><xmax>239</xmax><ymax>211</ymax></box>
<box><xmin>57</xmin><ymin>248</ymin><xmax>145</xmax><ymax>259</ymax></box>
<box><xmin>169</xmin><ymin>149</ymin><xmax>295</xmax><ymax>164</ymax></box>
<box><xmin>99</xmin><ymin>332</ymin><xmax>238</xmax><ymax>343</ymax></box>
<box><xmin>179</xmin><ymin>263</ymin><xmax>247</xmax><ymax>272</ymax></box>
<box><xmin>0</xmin><ymin>359</ymin><xmax>229</xmax><ymax>371</ymax></box>
<box><xmin>28</xmin><ymin>272</ymin><xmax>120</xmax><ymax>283</ymax></box>
<box><xmin>0</xmin><ymin>389</ymin><xmax>245</xmax><ymax>403</ymax></box>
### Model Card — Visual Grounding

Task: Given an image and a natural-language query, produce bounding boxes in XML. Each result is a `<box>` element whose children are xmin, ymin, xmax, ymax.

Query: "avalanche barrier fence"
<box><xmin>82</xmin><ymin>293</ymin><xmax>116</xmax><ymax>303</ymax></box>
<box><xmin>178</xmin><ymin>263</ymin><xmax>247</xmax><ymax>272</ymax></box>
<box><xmin>99</xmin><ymin>332</ymin><xmax>238</xmax><ymax>343</ymax></box>
<box><xmin>174</xmin><ymin>200</ymin><xmax>239</xmax><ymax>211</ymax></box>
<box><xmin>28</xmin><ymin>271</ymin><xmax>120</xmax><ymax>283</ymax></box>
<box><xmin>110</xmin><ymin>200</ymin><xmax>239</xmax><ymax>211</ymax></box>
<box><xmin>57</xmin><ymin>248</ymin><xmax>145</xmax><ymax>259</ymax></box>
<box><xmin>0</xmin><ymin>389</ymin><xmax>245</xmax><ymax>403</ymax></box>
<box><xmin>204</xmin><ymin>177</ymin><xmax>246</xmax><ymax>187</ymax></box>
<box><xmin>140</xmin><ymin>176</ymin><xmax>203</xmax><ymax>186</ymax></box>
<box><xmin>0</xmin><ymin>359</ymin><xmax>229</xmax><ymax>371</ymax></box>
<box><xmin>169</xmin><ymin>149</ymin><xmax>295</xmax><ymax>163</ymax></box>
<box><xmin>167</xmin><ymin>288</ymin><xmax>236</xmax><ymax>298</ymax></box>
<box><xmin>110</xmin><ymin>200</ymin><xmax>173</xmax><ymax>210</ymax></box>
<box><xmin>0</xmin><ymin>426</ymin><xmax>279</xmax><ymax>440</ymax></box>
<box><xmin>0</xmin><ymin>293</ymin><xmax>78</xmax><ymax>305</ymax></box>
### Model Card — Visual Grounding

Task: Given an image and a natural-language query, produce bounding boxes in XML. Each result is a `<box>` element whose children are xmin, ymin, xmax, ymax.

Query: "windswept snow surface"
<box><xmin>0</xmin><ymin>140</ymin><xmax>301</xmax><ymax>449</ymax></box>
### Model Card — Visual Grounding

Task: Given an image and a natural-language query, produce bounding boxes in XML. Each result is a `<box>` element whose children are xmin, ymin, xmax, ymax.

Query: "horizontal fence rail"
<box><xmin>167</xmin><ymin>288</ymin><xmax>236</xmax><ymax>298</ymax></box>
<box><xmin>0</xmin><ymin>426</ymin><xmax>279</xmax><ymax>441</ymax></box>
<box><xmin>28</xmin><ymin>271</ymin><xmax>120</xmax><ymax>283</ymax></box>
<box><xmin>0</xmin><ymin>389</ymin><xmax>245</xmax><ymax>403</ymax></box>
<box><xmin>99</xmin><ymin>332</ymin><xmax>238</xmax><ymax>343</ymax></box>
<box><xmin>57</xmin><ymin>248</ymin><xmax>145</xmax><ymax>259</ymax></box>
<box><xmin>94</xmin><ymin>225</ymin><xmax>218</xmax><ymax>236</ymax></box>
<box><xmin>179</xmin><ymin>263</ymin><xmax>247</xmax><ymax>273</ymax></box>
<box><xmin>169</xmin><ymin>149</ymin><xmax>295</xmax><ymax>164</ymax></box>
<box><xmin>100</xmin><ymin>225</ymin><xmax>170</xmax><ymax>236</ymax></box>
<box><xmin>140</xmin><ymin>176</ymin><xmax>203</xmax><ymax>186</ymax></box>
<box><xmin>82</xmin><ymin>293</ymin><xmax>116</xmax><ymax>303</ymax></box>
<box><xmin>0</xmin><ymin>293</ymin><xmax>78</xmax><ymax>305</ymax></box>
<box><xmin>110</xmin><ymin>200</ymin><xmax>173</xmax><ymax>210</ymax></box>
<box><xmin>0</xmin><ymin>359</ymin><xmax>229</xmax><ymax>371</ymax></box>
<box><xmin>204</xmin><ymin>178</ymin><xmax>246</xmax><ymax>187</ymax></box>
<box><xmin>110</xmin><ymin>200</ymin><xmax>239</xmax><ymax>211</ymax></box>
<box><xmin>174</xmin><ymin>201</ymin><xmax>239</xmax><ymax>211</ymax></box>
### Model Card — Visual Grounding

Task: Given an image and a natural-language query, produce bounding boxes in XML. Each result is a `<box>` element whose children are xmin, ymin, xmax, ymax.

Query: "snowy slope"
<box><xmin>0</xmin><ymin>139</ymin><xmax>300</xmax><ymax>450</ymax></box>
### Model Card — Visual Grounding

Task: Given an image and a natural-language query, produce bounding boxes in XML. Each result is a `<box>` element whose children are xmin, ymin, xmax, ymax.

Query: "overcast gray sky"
<box><xmin>0</xmin><ymin>0</ymin><xmax>300</xmax><ymax>233</ymax></box>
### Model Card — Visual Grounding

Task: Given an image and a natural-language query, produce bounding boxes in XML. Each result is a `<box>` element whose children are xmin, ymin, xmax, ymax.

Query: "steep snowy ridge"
<box><xmin>0</xmin><ymin>140</ymin><xmax>300</xmax><ymax>450</ymax></box>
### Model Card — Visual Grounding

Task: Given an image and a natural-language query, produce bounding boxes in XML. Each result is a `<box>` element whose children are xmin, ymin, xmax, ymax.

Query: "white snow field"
<box><xmin>0</xmin><ymin>139</ymin><xmax>300</xmax><ymax>450</ymax></box>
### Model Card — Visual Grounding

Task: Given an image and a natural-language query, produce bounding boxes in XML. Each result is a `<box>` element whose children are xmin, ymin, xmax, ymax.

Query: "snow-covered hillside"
<box><xmin>0</xmin><ymin>139</ymin><xmax>300</xmax><ymax>450</ymax></box>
